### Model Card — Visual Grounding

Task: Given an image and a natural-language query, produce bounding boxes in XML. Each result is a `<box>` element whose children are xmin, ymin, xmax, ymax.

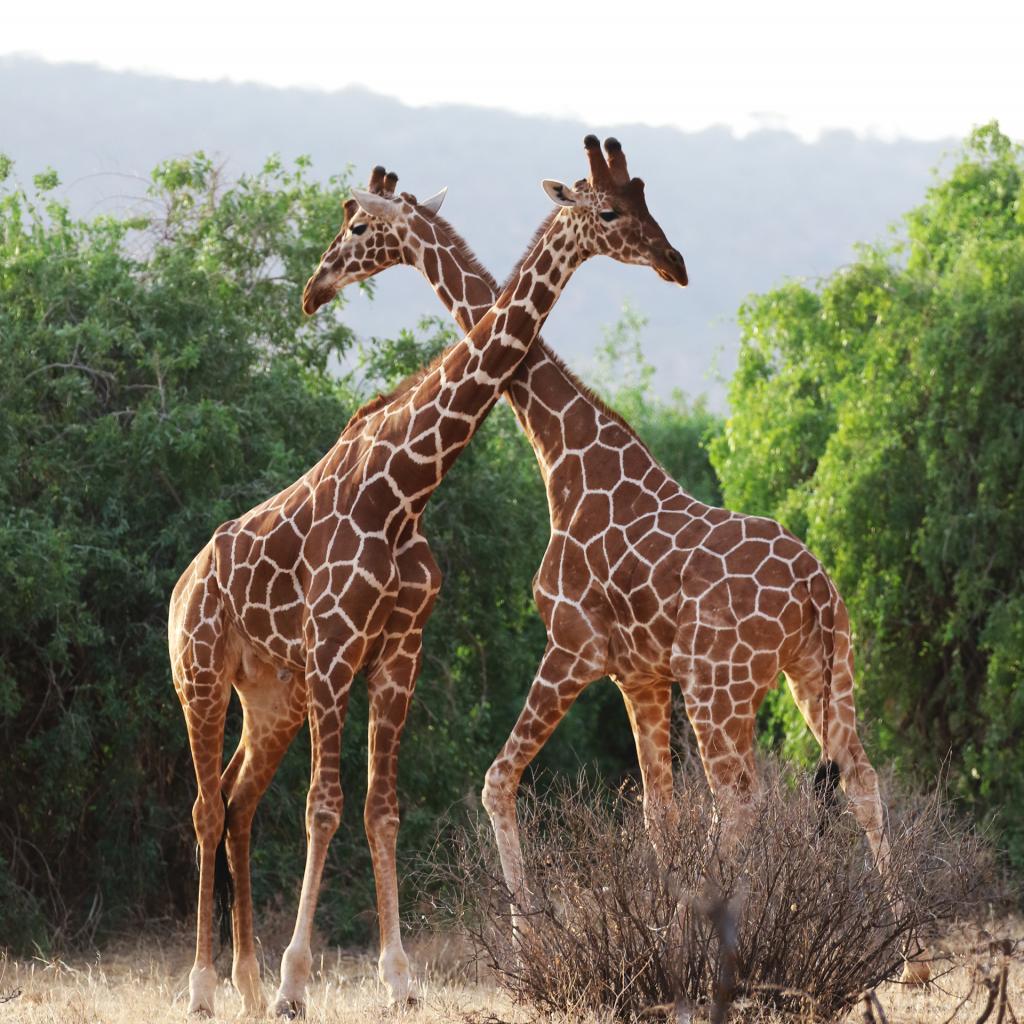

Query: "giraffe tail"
<box><xmin>811</xmin><ymin>573</ymin><xmax>841</xmax><ymax>835</ymax></box>
<box><xmin>214</xmin><ymin>790</ymin><xmax>234</xmax><ymax>948</ymax></box>
<box><xmin>813</xmin><ymin>759</ymin><xmax>841</xmax><ymax>835</ymax></box>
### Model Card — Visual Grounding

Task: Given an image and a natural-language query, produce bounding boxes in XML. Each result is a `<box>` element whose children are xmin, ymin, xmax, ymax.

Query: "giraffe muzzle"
<box><xmin>302</xmin><ymin>273</ymin><xmax>333</xmax><ymax>315</ymax></box>
<box><xmin>656</xmin><ymin>247</ymin><xmax>688</xmax><ymax>287</ymax></box>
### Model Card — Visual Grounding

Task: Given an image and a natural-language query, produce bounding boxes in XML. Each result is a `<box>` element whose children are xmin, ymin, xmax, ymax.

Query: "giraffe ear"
<box><xmin>418</xmin><ymin>187</ymin><xmax>447</xmax><ymax>215</ymax></box>
<box><xmin>351</xmin><ymin>187</ymin><xmax>396</xmax><ymax>219</ymax></box>
<box><xmin>542</xmin><ymin>179</ymin><xmax>580</xmax><ymax>207</ymax></box>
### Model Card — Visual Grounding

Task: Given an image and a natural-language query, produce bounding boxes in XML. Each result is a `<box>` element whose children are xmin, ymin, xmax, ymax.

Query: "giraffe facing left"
<box><xmin>169</xmin><ymin>136</ymin><xmax>688</xmax><ymax>1019</ymax></box>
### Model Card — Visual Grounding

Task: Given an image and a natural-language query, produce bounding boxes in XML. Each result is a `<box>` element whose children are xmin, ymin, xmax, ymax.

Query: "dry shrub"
<box><xmin>427</xmin><ymin>758</ymin><xmax>1001</xmax><ymax>1022</ymax></box>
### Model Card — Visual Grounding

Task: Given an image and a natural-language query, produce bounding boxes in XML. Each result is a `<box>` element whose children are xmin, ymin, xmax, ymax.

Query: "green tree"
<box><xmin>711</xmin><ymin>124</ymin><xmax>1024</xmax><ymax>861</ymax></box>
<box><xmin>0</xmin><ymin>153</ymin><xmax>359</xmax><ymax>947</ymax></box>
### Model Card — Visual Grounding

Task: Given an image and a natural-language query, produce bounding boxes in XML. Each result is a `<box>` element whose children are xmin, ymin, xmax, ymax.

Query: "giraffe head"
<box><xmin>302</xmin><ymin>165</ymin><xmax>447</xmax><ymax>314</ymax></box>
<box><xmin>542</xmin><ymin>135</ymin><xmax>688</xmax><ymax>287</ymax></box>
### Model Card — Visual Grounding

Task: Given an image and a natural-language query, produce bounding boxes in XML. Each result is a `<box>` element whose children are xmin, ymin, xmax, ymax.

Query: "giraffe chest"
<box><xmin>213</xmin><ymin>493</ymin><xmax>408</xmax><ymax>669</ymax></box>
<box><xmin>532</xmin><ymin>523</ymin><xmax>683</xmax><ymax>679</ymax></box>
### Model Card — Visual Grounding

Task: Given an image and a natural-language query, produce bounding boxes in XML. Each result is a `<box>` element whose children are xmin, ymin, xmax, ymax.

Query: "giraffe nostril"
<box><xmin>302</xmin><ymin>277</ymin><xmax>325</xmax><ymax>315</ymax></box>
<box><xmin>663</xmin><ymin>248</ymin><xmax>688</xmax><ymax>286</ymax></box>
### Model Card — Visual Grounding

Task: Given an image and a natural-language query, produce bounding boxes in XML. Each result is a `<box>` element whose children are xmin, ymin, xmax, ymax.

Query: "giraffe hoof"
<box><xmin>900</xmin><ymin>958</ymin><xmax>931</xmax><ymax>986</ymax></box>
<box><xmin>274</xmin><ymin>998</ymin><xmax>306</xmax><ymax>1019</ymax></box>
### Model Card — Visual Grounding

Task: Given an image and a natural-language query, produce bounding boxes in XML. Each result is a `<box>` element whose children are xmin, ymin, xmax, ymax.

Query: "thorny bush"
<box><xmin>426</xmin><ymin>758</ymin><xmax>1001</xmax><ymax>1022</ymax></box>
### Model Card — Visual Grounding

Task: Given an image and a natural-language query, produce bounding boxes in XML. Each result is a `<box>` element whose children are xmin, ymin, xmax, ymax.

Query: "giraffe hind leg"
<box><xmin>170</xmin><ymin>570</ymin><xmax>234</xmax><ymax>1017</ymax></box>
<box><xmin>785</xmin><ymin>651</ymin><xmax>931</xmax><ymax>983</ymax></box>
<box><xmin>783</xmin><ymin>654</ymin><xmax>891</xmax><ymax>872</ymax></box>
<box><xmin>222</xmin><ymin>651</ymin><xmax>307</xmax><ymax>1014</ymax></box>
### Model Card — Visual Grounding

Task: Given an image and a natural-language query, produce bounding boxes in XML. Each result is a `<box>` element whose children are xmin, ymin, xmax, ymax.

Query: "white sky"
<box><xmin>4</xmin><ymin>0</ymin><xmax>1023</xmax><ymax>142</ymax></box>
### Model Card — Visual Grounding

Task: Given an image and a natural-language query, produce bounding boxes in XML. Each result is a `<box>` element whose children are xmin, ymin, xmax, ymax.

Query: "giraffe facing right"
<box><xmin>304</xmin><ymin>139</ymin><xmax>930</xmax><ymax>985</ymax></box>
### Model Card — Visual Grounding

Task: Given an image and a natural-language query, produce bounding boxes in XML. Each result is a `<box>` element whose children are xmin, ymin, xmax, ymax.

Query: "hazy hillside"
<box><xmin>0</xmin><ymin>56</ymin><xmax>957</xmax><ymax>405</ymax></box>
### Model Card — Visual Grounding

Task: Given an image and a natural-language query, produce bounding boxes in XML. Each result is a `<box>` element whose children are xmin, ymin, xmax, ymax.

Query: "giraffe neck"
<box><xmin>371</xmin><ymin>211</ymin><xmax>583</xmax><ymax>517</ymax></box>
<box><xmin>404</xmin><ymin>212</ymin><xmax>674</xmax><ymax>500</ymax></box>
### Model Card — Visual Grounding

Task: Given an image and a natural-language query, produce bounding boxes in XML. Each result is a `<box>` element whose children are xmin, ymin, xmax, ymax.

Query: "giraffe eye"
<box><xmin>599</xmin><ymin>210</ymin><xmax>620</xmax><ymax>223</ymax></box>
<box><xmin>350</xmin><ymin>222</ymin><xmax>368</xmax><ymax>236</ymax></box>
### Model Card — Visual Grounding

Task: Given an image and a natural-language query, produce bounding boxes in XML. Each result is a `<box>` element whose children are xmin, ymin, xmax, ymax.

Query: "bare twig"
<box><xmin>941</xmin><ymin>980</ymin><xmax>982</xmax><ymax>1024</ymax></box>
<box><xmin>995</xmin><ymin>962</ymin><xmax>1009</xmax><ymax>1024</ymax></box>
<box><xmin>976</xmin><ymin>974</ymin><xmax>1000</xmax><ymax>1024</ymax></box>
<box><xmin>868</xmin><ymin>989</ymin><xmax>890</xmax><ymax>1024</ymax></box>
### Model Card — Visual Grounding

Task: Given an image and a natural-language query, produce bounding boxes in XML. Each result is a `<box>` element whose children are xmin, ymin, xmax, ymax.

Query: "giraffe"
<box><xmin>303</xmin><ymin>141</ymin><xmax>930</xmax><ymax>985</ymax></box>
<box><xmin>170</xmin><ymin>135</ymin><xmax>688</xmax><ymax>1019</ymax></box>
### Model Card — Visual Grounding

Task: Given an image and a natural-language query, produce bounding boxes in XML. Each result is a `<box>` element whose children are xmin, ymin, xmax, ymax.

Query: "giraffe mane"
<box><xmin>498</xmin><ymin>210</ymin><xmax>557</xmax><ymax>294</ymax></box>
<box><xmin>336</xmin><ymin>208</ymin><xmax>652</xmax><ymax>457</ymax></box>
<box><xmin>428</xmin><ymin>212</ymin><xmax>501</xmax><ymax>292</ymax></box>
<box><xmin>339</xmin><ymin>211</ymin><xmax>557</xmax><ymax>434</ymax></box>
<box><xmin>340</xmin><ymin>392</ymin><xmax>389</xmax><ymax>436</ymax></box>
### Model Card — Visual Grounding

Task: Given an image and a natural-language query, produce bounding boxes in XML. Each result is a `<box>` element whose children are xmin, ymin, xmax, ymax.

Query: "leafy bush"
<box><xmin>0</xmin><ymin>152</ymin><xmax>359</xmax><ymax>947</ymax></box>
<box><xmin>711</xmin><ymin>124</ymin><xmax>1024</xmax><ymax>864</ymax></box>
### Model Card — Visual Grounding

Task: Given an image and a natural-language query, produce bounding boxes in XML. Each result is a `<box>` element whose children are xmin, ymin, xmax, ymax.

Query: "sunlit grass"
<box><xmin>0</xmin><ymin>922</ymin><xmax>1020</xmax><ymax>1023</ymax></box>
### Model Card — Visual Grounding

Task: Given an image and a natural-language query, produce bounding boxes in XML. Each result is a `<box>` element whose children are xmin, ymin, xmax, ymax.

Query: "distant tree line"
<box><xmin>0</xmin><ymin>124</ymin><xmax>1020</xmax><ymax>951</ymax></box>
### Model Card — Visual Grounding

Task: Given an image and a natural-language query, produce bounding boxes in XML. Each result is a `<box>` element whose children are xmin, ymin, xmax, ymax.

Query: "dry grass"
<box><xmin>0</xmin><ymin>931</ymin><xmax>524</xmax><ymax>1024</ymax></box>
<box><xmin>0</xmin><ymin>925</ymin><xmax>1021</xmax><ymax>1023</ymax></box>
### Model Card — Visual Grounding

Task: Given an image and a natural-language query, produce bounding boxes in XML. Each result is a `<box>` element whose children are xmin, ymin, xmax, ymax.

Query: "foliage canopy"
<box><xmin>712</xmin><ymin>123</ymin><xmax>1024</xmax><ymax>864</ymax></box>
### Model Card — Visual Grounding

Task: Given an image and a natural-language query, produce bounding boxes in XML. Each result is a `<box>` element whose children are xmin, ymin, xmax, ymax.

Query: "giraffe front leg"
<box><xmin>482</xmin><ymin>644</ymin><xmax>600</xmax><ymax>935</ymax></box>
<box><xmin>273</xmin><ymin>639</ymin><xmax>359</xmax><ymax>1019</ymax></box>
<box><xmin>617</xmin><ymin>680</ymin><xmax>676</xmax><ymax>867</ymax></box>
<box><xmin>174</xmin><ymin>641</ymin><xmax>231</xmax><ymax>1016</ymax></box>
<box><xmin>364</xmin><ymin>647</ymin><xmax>421</xmax><ymax>1006</ymax></box>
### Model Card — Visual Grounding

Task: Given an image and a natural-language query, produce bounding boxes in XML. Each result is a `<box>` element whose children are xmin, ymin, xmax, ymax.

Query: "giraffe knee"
<box><xmin>192</xmin><ymin>792</ymin><xmax>226</xmax><ymax>845</ymax></box>
<box><xmin>839</xmin><ymin>754</ymin><xmax>880</xmax><ymax>805</ymax></box>
<box><xmin>308</xmin><ymin>799</ymin><xmax>342</xmax><ymax>839</ymax></box>
<box><xmin>225</xmin><ymin>794</ymin><xmax>259</xmax><ymax>837</ymax></box>
<box><xmin>845</xmin><ymin>758</ymin><xmax>879</xmax><ymax>791</ymax></box>
<box><xmin>363</xmin><ymin>794</ymin><xmax>399</xmax><ymax>840</ymax></box>
<box><xmin>482</xmin><ymin>764</ymin><xmax>516</xmax><ymax>819</ymax></box>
